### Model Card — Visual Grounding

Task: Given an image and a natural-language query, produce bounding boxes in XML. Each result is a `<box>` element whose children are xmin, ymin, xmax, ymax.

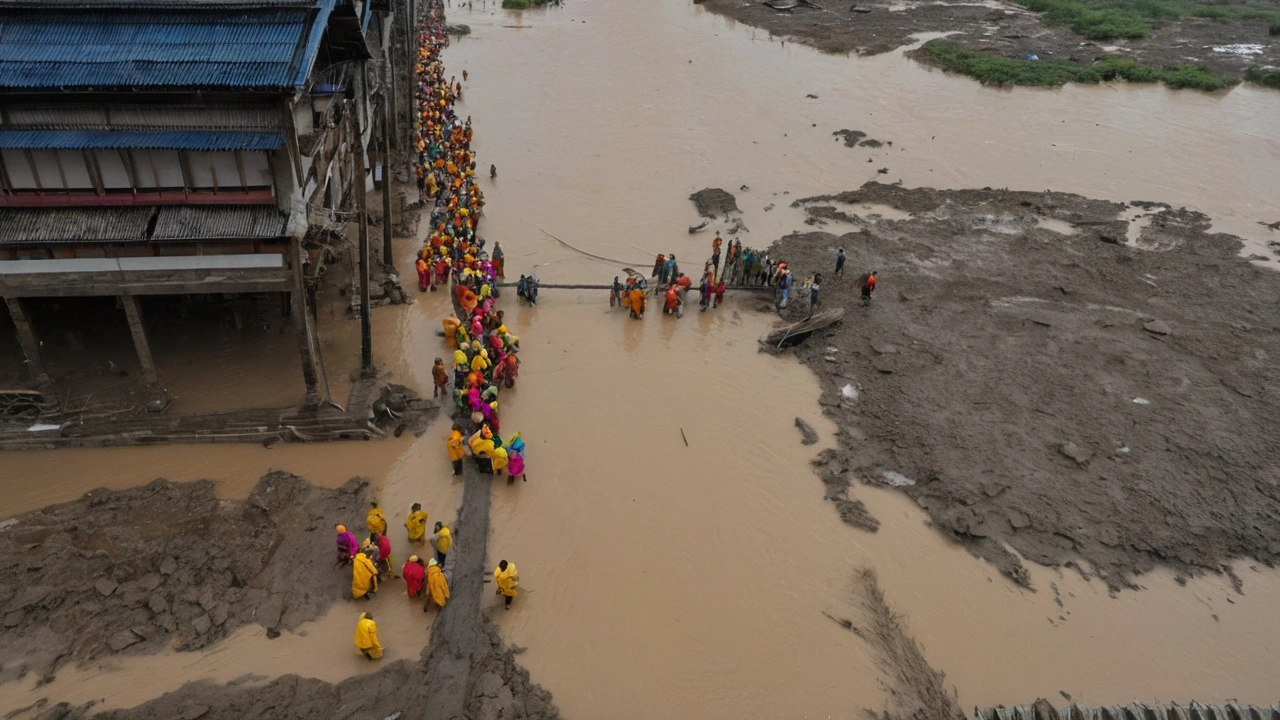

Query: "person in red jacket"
<box><xmin>370</xmin><ymin>532</ymin><xmax>396</xmax><ymax>579</ymax></box>
<box><xmin>855</xmin><ymin>271</ymin><xmax>877</xmax><ymax>307</ymax></box>
<box><xmin>403</xmin><ymin>555</ymin><xmax>426</xmax><ymax>598</ymax></box>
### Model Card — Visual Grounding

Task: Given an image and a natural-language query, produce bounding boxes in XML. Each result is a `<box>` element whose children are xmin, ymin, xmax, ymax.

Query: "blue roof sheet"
<box><xmin>0</xmin><ymin>1</ymin><xmax>337</xmax><ymax>90</ymax></box>
<box><xmin>0</xmin><ymin>129</ymin><xmax>285</xmax><ymax>150</ymax></box>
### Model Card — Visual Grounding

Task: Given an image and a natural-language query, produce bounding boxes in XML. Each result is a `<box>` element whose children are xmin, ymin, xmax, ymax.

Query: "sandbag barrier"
<box><xmin>977</xmin><ymin>700</ymin><xmax>1280</xmax><ymax>720</ymax></box>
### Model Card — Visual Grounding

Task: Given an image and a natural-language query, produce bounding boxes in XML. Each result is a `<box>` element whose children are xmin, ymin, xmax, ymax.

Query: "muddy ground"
<box><xmin>826</xmin><ymin>569</ymin><xmax>963</xmax><ymax>719</ymax></box>
<box><xmin>765</xmin><ymin>181</ymin><xmax>1280</xmax><ymax>590</ymax></box>
<box><xmin>697</xmin><ymin>0</ymin><xmax>1279</xmax><ymax>81</ymax></box>
<box><xmin>0</xmin><ymin>473</ymin><xmax>372</xmax><ymax>687</ymax></box>
<box><xmin>29</xmin><ymin>620</ymin><xmax>556</xmax><ymax>720</ymax></box>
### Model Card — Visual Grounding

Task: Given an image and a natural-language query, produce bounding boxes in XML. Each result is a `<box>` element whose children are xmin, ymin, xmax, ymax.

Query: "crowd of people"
<box><xmin>639</xmin><ymin>235</ymin><xmax>877</xmax><ymax>318</ymax></box>
<box><xmin>344</xmin><ymin>2</ymin><xmax>521</xmax><ymax>664</ymax></box>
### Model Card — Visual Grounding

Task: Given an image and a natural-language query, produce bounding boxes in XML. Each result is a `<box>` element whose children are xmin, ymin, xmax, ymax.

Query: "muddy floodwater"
<box><xmin>4</xmin><ymin>0</ymin><xmax>1280</xmax><ymax>716</ymax></box>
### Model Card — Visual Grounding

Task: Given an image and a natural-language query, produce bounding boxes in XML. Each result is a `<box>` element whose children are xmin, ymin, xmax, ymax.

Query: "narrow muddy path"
<box><xmin>3</xmin><ymin>0</ymin><xmax>1280</xmax><ymax>717</ymax></box>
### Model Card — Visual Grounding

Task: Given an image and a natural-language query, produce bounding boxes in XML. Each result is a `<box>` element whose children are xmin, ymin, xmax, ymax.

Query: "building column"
<box><xmin>119</xmin><ymin>295</ymin><xmax>158</xmax><ymax>386</ymax></box>
<box><xmin>4</xmin><ymin>296</ymin><xmax>52</xmax><ymax>390</ymax></box>
<box><xmin>291</xmin><ymin>238</ymin><xmax>322</xmax><ymax>407</ymax></box>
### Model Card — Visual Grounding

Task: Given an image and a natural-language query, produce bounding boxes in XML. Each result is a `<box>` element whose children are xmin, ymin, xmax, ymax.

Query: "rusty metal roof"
<box><xmin>152</xmin><ymin>205</ymin><xmax>289</xmax><ymax>240</ymax></box>
<box><xmin>0</xmin><ymin>205</ymin><xmax>289</xmax><ymax>245</ymax></box>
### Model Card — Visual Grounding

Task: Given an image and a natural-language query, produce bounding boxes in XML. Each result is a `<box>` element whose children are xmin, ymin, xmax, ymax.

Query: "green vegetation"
<box><xmin>920</xmin><ymin>40</ymin><xmax>1240</xmax><ymax>90</ymax></box>
<box><xmin>1013</xmin><ymin>0</ymin><xmax>1280</xmax><ymax>40</ymax></box>
<box><xmin>501</xmin><ymin>0</ymin><xmax>550</xmax><ymax>7</ymax></box>
<box><xmin>1246</xmin><ymin>66</ymin><xmax>1280</xmax><ymax>88</ymax></box>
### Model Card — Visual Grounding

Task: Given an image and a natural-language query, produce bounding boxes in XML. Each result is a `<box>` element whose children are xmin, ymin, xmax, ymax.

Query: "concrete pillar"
<box><xmin>119</xmin><ymin>295</ymin><xmax>158</xmax><ymax>386</ymax></box>
<box><xmin>291</xmin><ymin>238</ymin><xmax>322</xmax><ymax>407</ymax></box>
<box><xmin>4</xmin><ymin>296</ymin><xmax>52</xmax><ymax>390</ymax></box>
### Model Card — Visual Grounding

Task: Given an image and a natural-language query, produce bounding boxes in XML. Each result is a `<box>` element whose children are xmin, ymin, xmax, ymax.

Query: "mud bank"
<box><xmin>26</xmin><ymin>619</ymin><xmax>554</xmax><ymax>720</ymax></box>
<box><xmin>0</xmin><ymin>473</ymin><xmax>368</xmax><ymax>686</ymax></box>
<box><xmin>696</xmin><ymin>0</ymin><xmax>1278</xmax><ymax>82</ymax></box>
<box><xmin>770</xmin><ymin>181</ymin><xmax>1280</xmax><ymax>590</ymax></box>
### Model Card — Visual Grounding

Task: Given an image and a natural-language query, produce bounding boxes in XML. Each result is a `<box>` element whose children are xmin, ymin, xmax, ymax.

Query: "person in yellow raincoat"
<box><xmin>452</xmin><ymin>348</ymin><xmax>468</xmax><ymax>369</ymax></box>
<box><xmin>354</xmin><ymin>612</ymin><xmax>383</xmax><ymax>660</ymax></box>
<box><xmin>352</xmin><ymin>549</ymin><xmax>379</xmax><ymax>599</ymax></box>
<box><xmin>470</xmin><ymin>349</ymin><xmax>489</xmax><ymax>374</ymax></box>
<box><xmin>447</xmin><ymin>423</ymin><xmax>466</xmax><ymax>476</ymax></box>
<box><xmin>442</xmin><ymin>316</ymin><xmax>462</xmax><ymax>349</ymax></box>
<box><xmin>433</xmin><ymin>522</ymin><xmax>452</xmax><ymax>565</ymax></box>
<box><xmin>405</xmin><ymin>503</ymin><xmax>428</xmax><ymax>544</ymax></box>
<box><xmin>366</xmin><ymin>502</ymin><xmax>387</xmax><ymax>535</ymax></box>
<box><xmin>470</xmin><ymin>426</ymin><xmax>495</xmax><ymax>474</ymax></box>
<box><xmin>424</xmin><ymin>558</ymin><xmax>450</xmax><ymax>612</ymax></box>
<box><xmin>494</xmin><ymin>560</ymin><xmax>518</xmax><ymax>610</ymax></box>
<box><xmin>491</xmin><ymin>444</ymin><xmax>509</xmax><ymax>476</ymax></box>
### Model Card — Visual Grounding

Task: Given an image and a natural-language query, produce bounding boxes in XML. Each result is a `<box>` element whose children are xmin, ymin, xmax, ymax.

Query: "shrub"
<box><xmin>1095</xmin><ymin>56</ymin><xmax>1161</xmax><ymax>82</ymax></box>
<box><xmin>1245</xmin><ymin>66</ymin><xmax>1280</xmax><ymax>89</ymax></box>
<box><xmin>1159</xmin><ymin>64</ymin><xmax>1239</xmax><ymax>91</ymax></box>
<box><xmin>920</xmin><ymin>41</ymin><xmax>1101</xmax><ymax>86</ymax></box>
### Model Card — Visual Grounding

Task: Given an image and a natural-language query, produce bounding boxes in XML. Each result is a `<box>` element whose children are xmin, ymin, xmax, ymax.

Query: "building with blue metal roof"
<box><xmin>0</xmin><ymin>0</ymin><xmax>412</xmax><ymax>412</ymax></box>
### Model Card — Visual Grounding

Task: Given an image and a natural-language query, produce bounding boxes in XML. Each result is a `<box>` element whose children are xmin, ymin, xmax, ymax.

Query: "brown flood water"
<box><xmin>4</xmin><ymin>0</ymin><xmax>1280</xmax><ymax>716</ymax></box>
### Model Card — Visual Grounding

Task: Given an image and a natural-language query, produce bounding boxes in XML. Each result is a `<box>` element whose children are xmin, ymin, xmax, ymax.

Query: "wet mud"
<box><xmin>689</xmin><ymin>188</ymin><xmax>741</xmax><ymax>218</ymax></box>
<box><xmin>699</xmin><ymin>0</ymin><xmax>1279</xmax><ymax>80</ymax></box>
<box><xmin>771</xmin><ymin>181</ymin><xmax>1280</xmax><ymax>590</ymax></box>
<box><xmin>0</xmin><ymin>474</ymin><xmax>367</xmax><ymax>687</ymax></box>
<box><xmin>826</xmin><ymin>569</ymin><xmax>964</xmax><ymax>720</ymax></box>
<box><xmin>29</xmin><ymin>619</ymin><xmax>554</xmax><ymax>720</ymax></box>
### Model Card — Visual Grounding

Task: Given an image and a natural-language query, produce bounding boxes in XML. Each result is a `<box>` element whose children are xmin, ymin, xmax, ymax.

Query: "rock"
<box><xmin>794</xmin><ymin>418</ymin><xmax>819</xmax><ymax>445</ymax></box>
<box><xmin>138</xmin><ymin>573</ymin><xmax>163</xmax><ymax>592</ymax></box>
<box><xmin>148</xmin><ymin>593</ymin><xmax>169</xmax><ymax>615</ymax></box>
<box><xmin>1008</xmin><ymin>510</ymin><xmax>1032</xmax><ymax>529</ymax></box>
<box><xmin>192</xmin><ymin>613</ymin><xmax>213</xmax><ymax>636</ymax></box>
<box><xmin>210</xmin><ymin>603</ymin><xmax>230</xmax><ymax>626</ymax></box>
<box><xmin>159</xmin><ymin>557</ymin><xmax>177</xmax><ymax>576</ymax></box>
<box><xmin>1059</xmin><ymin>442</ymin><xmax>1091</xmax><ymax>465</ymax></box>
<box><xmin>870</xmin><ymin>341</ymin><xmax>898</xmax><ymax>354</ymax></box>
<box><xmin>94</xmin><ymin>577</ymin><xmax>118</xmax><ymax>597</ymax></box>
<box><xmin>13</xmin><ymin>585</ymin><xmax>52</xmax><ymax>608</ymax></box>
<box><xmin>2</xmin><ymin>611</ymin><xmax>23</xmax><ymax>628</ymax></box>
<box><xmin>108</xmin><ymin>629</ymin><xmax>143</xmax><ymax>651</ymax></box>
<box><xmin>197</xmin><ymin>588</ymin><xmax>216</xmax><ymax>612</ymax></box>
<box><xmin>156</xmin><ymin>613</ymin><xmax>177</xmax><ymax>633</ymax></box>
<box><xmin>129</xmin><ymin>625</ymin><xmax>154</xmax><ymax>641</ymax></box>
<box><xmin>1142</xmin><ymin>319</ymin><xmax>1171</xmax><ymax>335</ymax></box>
<box><xmin>256</xmin><ymin>596</ymin><xmax>283</xmax><ymax>630</ymax></box>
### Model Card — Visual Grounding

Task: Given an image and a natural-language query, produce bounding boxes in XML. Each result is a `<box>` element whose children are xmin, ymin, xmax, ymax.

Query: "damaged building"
<box><xmin>0</xmin><ymin>0</ymin><xmax>416</xmax><ymax>431</ymax></box>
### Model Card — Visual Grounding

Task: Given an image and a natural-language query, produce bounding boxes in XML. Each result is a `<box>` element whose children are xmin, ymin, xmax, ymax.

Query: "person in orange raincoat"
<box><xmin>628</xmin><ymin>287</ymin><xmax>646</xmax><ymax>319</ymax></box>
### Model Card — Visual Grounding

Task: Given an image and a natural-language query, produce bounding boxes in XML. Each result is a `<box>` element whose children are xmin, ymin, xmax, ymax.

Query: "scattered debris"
<box><xmin>795</xmin><ymin>417</ymin><xmax>820</xmax><ymax>445</ymax></box>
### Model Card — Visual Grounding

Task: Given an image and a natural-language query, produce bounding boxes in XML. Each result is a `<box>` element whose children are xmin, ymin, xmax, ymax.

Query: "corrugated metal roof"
<box><xmin>0</xmin><ymin>1</ymin><xmax>337</xmax><ymax>90</ymax></box>
<box><xmin>152</xmin><ymin>205</ymin><xmax>289</xmax><ymax>240</ymax></box>
<box><xmin>1</xmin><ymin>104</ymin><xmax>282</xmax><ymax>131</ymax></box>
<box><xmin>0</xmin><ymin>206</ymin><xmax>152</xmax><ymax>243</ymax></box>
<box><xmin>0</xmin><ymin>129</ymin><xmax>283</xmax><ymax>150</ymax></box>
<box><xmin>0</xmin><ymin>205</ymin><xmax>289</xmax><ymax>245</ymax></box>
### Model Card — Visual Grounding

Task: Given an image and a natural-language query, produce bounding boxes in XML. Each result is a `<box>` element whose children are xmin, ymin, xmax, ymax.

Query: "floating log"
<box><xmin>761</xmin><ymin>308</ymin><xmax>845</xmax><ymax>348</ymax></box>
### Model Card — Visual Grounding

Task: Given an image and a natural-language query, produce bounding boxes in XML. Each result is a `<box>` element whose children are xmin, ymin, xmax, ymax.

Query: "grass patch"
<box><xmin>920</xmin><ymin>40</ymin><xmax>1242</xmax><ymax>91</ymax></box>
<box><xmin>501</xmin><ymin>0</ymin><xmax>550</xmax><ymax>7</ymax></box>
<box><xmin>919</xmin><ymin>40</ymin><xmax>1102</xmax><ymax>86</ymax></box>
<box><xmin>1159</xmin><ymin>63</ymin><xmax>1240</xmax><ymax>90</ymax></box>
<box><xmin>1012</xmin><ymin>0</ymin><xmax>1280</xmax><ymax>40</ymax></box>
<box><xmin>1246</xmin><ymin>66</ymin><xmax>1280</xmax><ymax>88</ymax></box>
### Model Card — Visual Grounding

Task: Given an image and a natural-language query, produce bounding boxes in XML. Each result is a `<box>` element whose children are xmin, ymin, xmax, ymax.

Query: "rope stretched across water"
<box><xmin>538</xmin><ymin>227</ymin><xmax>646</xmax><ymax>268</ymax></box>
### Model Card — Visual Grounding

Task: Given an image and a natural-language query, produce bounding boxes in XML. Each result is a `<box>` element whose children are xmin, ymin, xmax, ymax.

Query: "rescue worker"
<box><xmin>834</xmin><ymin>248</ymin><xmax>846</xmax><ymax>278</ymax></box>
<box><xmin>366</xmin><ymin>502</ymin><xmax>387</xmax><ymax>535</ymax></box>
<box><xmin>664</xmin><ymin>285</ymin><xmax>680</xmax><ymax>315</ymax></box>
<box><xmin>433</xmin><ymin>521</ymin><xmax>452</xmax><ymax>566</ymax></box>
<box><xmin>416</xmin><ymin>254</ymin><xmax>430</xmax><ymax>292</ymax></box>
<box><xmin>494</xmin><ymin>559</ymin><xmax>519</xmax><ymax>610</ymax></box>
<box><xmin>856</xmin><ymin>270</ymin><xmax>877</xmax><ymax>306</ymax></box>
<box><xmin>336</xmin><ymin>524</ymin><xmax>359</xmax><ymax>567</ymax></box>
<box><xmin>432</xmin><ymin>358</ymin><xmax>449</xmax><ymax>398</ymax></box>
<box><xmin>370</xmin><ymin>532</ymin><xmax>395</xmax><ymax>579</ymax></box>
<box><xmin>628</xmin><ymin>285</ymin><xmax>646</xmax><ymax>319</ymax></box>
<box><xmin>354</xmin><ymin>612</ymin><xmax>383</xmax><ymax>660</ymax></box>
<box><xmin>403</xmin><ymin>555</ymin><xmax>426</xmax><ymax>598</ymax></box>
<box><xmin>405</xmin><ymin>503</ymin><xmax>429</xmax><ymax>545</ymax></box>
<box><xmin>424</xmin><ymin>558</ymin><xmax>450</xmax><ymax>612</ymax></box>
<box><xmin>808</xmin><ymin>272</ymin><xmax>822</xmax><ymax>317</ymax></box>
<box><xmin>447</xmin><ymin>422</ymin><xmax>466</xmax><ymax>476</ymax></box>
<box><xmin>352</xmin><ymin>548</ymin><xmax>379</xmax><ymax>599</ymax></box>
